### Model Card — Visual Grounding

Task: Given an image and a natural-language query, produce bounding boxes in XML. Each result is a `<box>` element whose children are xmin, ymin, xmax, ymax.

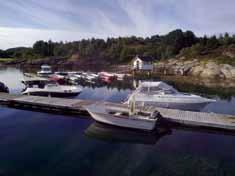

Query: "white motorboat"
<box><xmin>22</xmin><ymin>78</ymin><xmax>82</xmax><ymax>97</ymax></box>
<box><xmin>85</xmin><ymin>100</ymin><xmax>160</xmax><ymax>131</ymax></box>
<box><xmin>85</xmin><ymin>73</ymin><xmax>99</xmax><ymax>81</ymax></box>
<box><xmin>126</xmin><ymin>81</ymin><xmax>216</xmax><ymax>111</ymax></box>
<box><xmin>37</xmin><ymin>65</ymin><xmax>53</xmax><ymax>77</ymax></box>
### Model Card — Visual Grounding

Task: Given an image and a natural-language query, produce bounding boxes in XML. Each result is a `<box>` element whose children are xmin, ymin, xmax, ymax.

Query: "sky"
<box><xmin>1</xmin><ymin>0</ymin><xmax>235</xmax><ymax>50</ymax></box>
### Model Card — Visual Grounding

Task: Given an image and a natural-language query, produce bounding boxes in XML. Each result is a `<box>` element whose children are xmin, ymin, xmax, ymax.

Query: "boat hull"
<box><xmin>22</xmin><ymin>91</ymin><xmax>81</xmax><ymax>97</ymax></box>
<box><xmin>87</xmin><ymin>110</ymin><xmax>157</xmax><ymax>131</ymax></box>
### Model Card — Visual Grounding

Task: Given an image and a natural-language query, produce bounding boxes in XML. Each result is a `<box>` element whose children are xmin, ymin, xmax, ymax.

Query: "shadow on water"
<box><xmin>85</xmin><ymin>122</ymin><xmax>172</xmax><ymax>145</ymax></box>
<box><xmin>84</xmin><ymin>121</ymin><xmax>235</xmax><ymax>146</ymax></box>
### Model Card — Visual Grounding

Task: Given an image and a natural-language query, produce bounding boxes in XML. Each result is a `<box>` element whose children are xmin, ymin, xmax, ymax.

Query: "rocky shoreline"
<box><xmin>2</xmin><ymin>56</ymin><xmax>235</xmax><ymax>80</ymax></box>
<box><xmin>155</xmin><ymin>58</ymin><xmax>235</xmax><ymax>79</ymax></box>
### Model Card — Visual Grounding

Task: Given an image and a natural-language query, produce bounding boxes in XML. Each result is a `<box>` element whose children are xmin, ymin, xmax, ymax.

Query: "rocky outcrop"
<box><xmin>155</xmin><ymin>59</ymin><xmax>235</xmax><ymax>79</ymax></box>
<box><xmin>199</xmin><ymin>62</ymin><xmax>224</xmax><ymax>79</ymax></box>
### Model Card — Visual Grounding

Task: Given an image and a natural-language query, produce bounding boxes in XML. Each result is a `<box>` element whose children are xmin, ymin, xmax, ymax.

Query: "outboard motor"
<box><xmin>0</xmin><ymin>82</ymin><xmax>9</xmax><ymax>93</ymax></box>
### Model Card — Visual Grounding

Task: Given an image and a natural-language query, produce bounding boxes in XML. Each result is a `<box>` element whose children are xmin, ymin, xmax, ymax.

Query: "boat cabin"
<box><xmin>22</xmin><ymin>78</ymin><xmax>56</xmax><ymax>89</ymax></box>
<box><xmin>37</xmin><ymin>65</ymin><xmax>53</xmax><ymax>77</ymax></box>
<box><xmin>41</xmin><ymin>65</ymin><xmax>52</xmax><ymax>72</ymax></box>
<box><xmin>137</xmin><ymin>81</ymin><xmax>178</xmax><ymax>95</ymax></box>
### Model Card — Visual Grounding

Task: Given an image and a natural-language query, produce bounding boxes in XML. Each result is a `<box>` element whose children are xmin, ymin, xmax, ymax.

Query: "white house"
<box><xmin>132</xmin><ymin>56</ymin><xmax>154</xmax><ymax>71</ymax></box>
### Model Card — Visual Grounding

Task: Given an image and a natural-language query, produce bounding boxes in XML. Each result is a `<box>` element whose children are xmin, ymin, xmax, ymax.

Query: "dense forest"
<box><xmin>1</xmin><ymin>29</ymin><xmax>235</xmax><ymax>64</ymax></box>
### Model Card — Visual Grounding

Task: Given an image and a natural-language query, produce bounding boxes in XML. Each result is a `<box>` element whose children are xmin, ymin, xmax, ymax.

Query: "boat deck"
<box><xmin>0</xmin><ymin>93</ymin><xmax>235</xmax><ymax>130</ymax></box>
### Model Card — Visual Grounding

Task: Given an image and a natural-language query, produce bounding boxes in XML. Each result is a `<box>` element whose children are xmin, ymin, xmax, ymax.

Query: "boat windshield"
<box><xmin>139</xmin><ymin>84</ymin><xmax>178</xmax><ymax>94</ymax></box>
<box><xmin>42</xmin><ymin>68</ymin><xmax>51</xmax><ymax>72</ymax></box>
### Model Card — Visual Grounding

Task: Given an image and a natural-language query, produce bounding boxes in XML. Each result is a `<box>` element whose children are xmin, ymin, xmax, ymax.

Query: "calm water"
<box><xmin>0</xmin><ymin>67</ymin><xmax>235</xmax><ymax>176</ymax></box>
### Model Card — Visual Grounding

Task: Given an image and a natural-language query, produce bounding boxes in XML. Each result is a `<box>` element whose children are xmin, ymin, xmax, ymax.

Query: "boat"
<box><xmin>21</xmin><ymin>77</ymin><xmax>82</xmax><ymax>97</ymax></box>
<box><xmin>85</xmin><ymin>100</ymin><xmax>161</xmax><ymax>131</ymax></box>
<box><xmin>49</xmin><ymin>74</ymin><xmax>66</xmax><ymax>85</ymax></box>
<box><xmin>85</xmin><ymin>72</ymin><xmax>99</xmax><ymax>83</ymax></box>
<box><xmin>67</xmin><ymin>72</ymin><xmax>99</xmax><ymax>85</ymax></box>
<box><xmin>0</xmin><ymin>82</ymin><xmax>9</xmax><ymax>93</ymax></box>
<box><xmin>126</xmin><ymin>81</ymin><xmax>216</xmax><ymax>111</ymax></box>
<box><xmin>98</xmin><ymin>72</ymin><xmax>117</xmax><ymax>84</ymax></box>
<box><xmin>85</xmin><ymin>122</ymin><xmax>171</xmax><ymax>145</ymax></box>
<box><xmin>37</xmin><ymin>65</ymin><xmax>53</xmax><ymax>77</ymax></box>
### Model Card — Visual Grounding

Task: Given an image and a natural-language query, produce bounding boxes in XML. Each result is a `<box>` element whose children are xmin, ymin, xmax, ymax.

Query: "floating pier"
<box><xmin>0</xmin><ymin>93</ymin><xmax>235</xmax><ymax>131</ymax></box>
<box><xmin>0</xmin><ymin>93</ymin><xmax>94</xmax><ymax>116</ymax></box>
<box><xmin>155</xmin><ymin>107</ymin><xmax>235</xmax><ymax>131</ymax></box>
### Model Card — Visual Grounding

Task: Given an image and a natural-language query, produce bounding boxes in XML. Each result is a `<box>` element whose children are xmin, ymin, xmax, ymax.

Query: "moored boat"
<box><xmin>49</xmin><ymin>74</ymin><xmax>66</xmax><ymax>85</ymax></box>
<box><xmin>85</xmin><ymin>101</ymin><xmax>161</xmax><ymax>131</ymax></box>
<box><xmin>126</xmin><ymin>81</ymin><xmax>216</xmax><ymax>111</ymax></box>
<box><xmin>98</xmin><ymin>72</ymin><xmax>117</xmax><ymax>84</ymax></box>
<box><xmin>37</xmin><ymin>65</ymin><xmax>53</xmax><ymax>77</ymax></box>
<box><xmin>22</xmin><ymin>78</ymin><xmax>82</xmax><ymax>97</ymax></box>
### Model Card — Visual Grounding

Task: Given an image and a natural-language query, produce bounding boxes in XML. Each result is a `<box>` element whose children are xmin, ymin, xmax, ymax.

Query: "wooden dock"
<box><xmin>0</xmin><ymin>93</ymin><xmax>94</xmax><ymax>116</ymax></box>
<box><xmin>0</xmin><ymin>93</ymin><xmax>235</xmax><ymax>131</ymax></box>
<box><xmin>155</xmin><ymin>107</ymin><xmax>235</xmax><ymax>131</ymax></box>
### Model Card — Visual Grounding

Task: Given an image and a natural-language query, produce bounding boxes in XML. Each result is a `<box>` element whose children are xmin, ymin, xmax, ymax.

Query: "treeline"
<box><xmin>180</xmin><ymin>33</ymin><xmax>235</xmax><ymax>58</ymax></box>
<box><xmin>1</xmin><ymin>29</ymin><xmax>235</xmax><ymax>63</ymax></box>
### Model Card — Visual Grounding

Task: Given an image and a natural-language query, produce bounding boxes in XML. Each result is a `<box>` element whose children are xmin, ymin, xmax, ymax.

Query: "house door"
<box><xmin>136</xmin><ymin>60</ymin><xmax>140</xmax><ymax>70</ymax></box>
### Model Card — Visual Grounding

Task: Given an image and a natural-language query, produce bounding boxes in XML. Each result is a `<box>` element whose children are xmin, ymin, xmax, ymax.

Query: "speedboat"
<box><xmin>22</xmin><ymin>77</ymin><xmax>82</xmax><ymax>97</ymax></box>
<box><xmin>126</xmin><ymin>81</ymin><xmax>216</xmax><ymax>111</ymax></box>
<box><xmin>37</xmin><ymin>65</ymin><xmax>53</xmax><ymax>77</ymax></box>
<box><xmin>85</xmin><ymin>100</ymin><xmax>161</xmax><ymax>131</ymax></box>
<box><xmin>0</xmin><ymin>82</ymin><xmax>9</xmax><ymax>93</ymax></box>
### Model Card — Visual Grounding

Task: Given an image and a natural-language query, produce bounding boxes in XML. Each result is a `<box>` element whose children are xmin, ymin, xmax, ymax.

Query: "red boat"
<box><xmin>49</xmin><ymin>74</ymin><xmax>66</xmax><ymax>85</ymax></box>
<box><xmin>98</xmin><ymin>72</ymin><xmax>117</xmax><ymax>84</ymax></box>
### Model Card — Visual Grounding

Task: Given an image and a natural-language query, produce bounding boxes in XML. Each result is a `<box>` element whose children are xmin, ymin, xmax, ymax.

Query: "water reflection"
<box><xmin>85</xmin><ymin>122</ymin><xmax>171</xmax><ymax>145</ymax></box>
<box><xmin>0</xmin><ymin>67</ymin><xmax>24</xmax><ymax>93</ymax></box>
<box><xmin>0</xmin><ymin>67</ymin><xmax>235</xmax><ymax>175</ymax></box>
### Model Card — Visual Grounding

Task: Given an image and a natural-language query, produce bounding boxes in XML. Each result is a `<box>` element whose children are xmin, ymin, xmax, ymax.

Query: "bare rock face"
<box><xmin>191</xmin><ymin>65</ymin><xmax>204</xmax><ymax>76</ymax></box>
<box><xmin>230</xmin><ymin>68</ymin><xmax>235</xmax><ymax>78</ymax></box>
<box><xmin>200</xmin><ymin>62</ymin><xmax>224</xmax><ymax>79</ymax></box>
<box><xmin>156</xmin><ymin>59</ymin><xmax>235</xmax><ymax>79</ymax></box>
<box><xmin>200</xmin><ymin>68</ymin><xmax>223</xmax><ymax>78</ymax></box>
<box><xmin>220</xmin><ymin>64</ymin><xmax>233</xmax><ymax>79</ymax></box>
<box><xmin>223</xmin><ymin>51</ymin><xmax>235</xmax><ymax>58</ymax></box>
<box><xmin>71</xmin><ymin>53</ymin><xmax>80</xmax><ymax>60</ymax></box>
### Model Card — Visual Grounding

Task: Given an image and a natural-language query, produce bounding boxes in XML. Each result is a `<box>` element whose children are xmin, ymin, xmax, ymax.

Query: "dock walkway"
<box><xmin>0</xmin><ymin>93</ymin><xmax>235</xmax><ymax>131</ymax></box>
<box><xmin>0</xmin><ymin>93</ymin><xmax>94</xmax><ymax>116</ymax></box>
<box><xmin>155</xmin><ymin>107</ymin><xmax>235</xmax><ymax>130</ymax></box>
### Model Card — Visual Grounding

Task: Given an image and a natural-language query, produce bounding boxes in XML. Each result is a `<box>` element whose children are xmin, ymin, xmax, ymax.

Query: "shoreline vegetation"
<box><xmin>0</xmin><ymin>29</ymin><xmax>235</xmax><ymax>79</ymax></box>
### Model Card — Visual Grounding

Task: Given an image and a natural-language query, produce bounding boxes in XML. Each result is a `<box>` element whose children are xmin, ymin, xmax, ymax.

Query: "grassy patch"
<box><xmin>0</xmin><ymin>58</ymin><xmax>16</xmax><ymax>62</ymax></box>
<box><xmin>215</xmin><ymin>56</ymin><xmax>235</xmax><ymax>66</ymax></box>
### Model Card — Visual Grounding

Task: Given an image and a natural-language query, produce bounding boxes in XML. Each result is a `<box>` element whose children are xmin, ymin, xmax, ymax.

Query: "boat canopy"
<box><xmin>137</xmin><ymin>81</ymin><xmax>178</xmax><ymax>94</ymax></box>
<box><xmin>41</xmin><ymin>65</ymin><xmax>51</xmax><ymax>68</ymax></box>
